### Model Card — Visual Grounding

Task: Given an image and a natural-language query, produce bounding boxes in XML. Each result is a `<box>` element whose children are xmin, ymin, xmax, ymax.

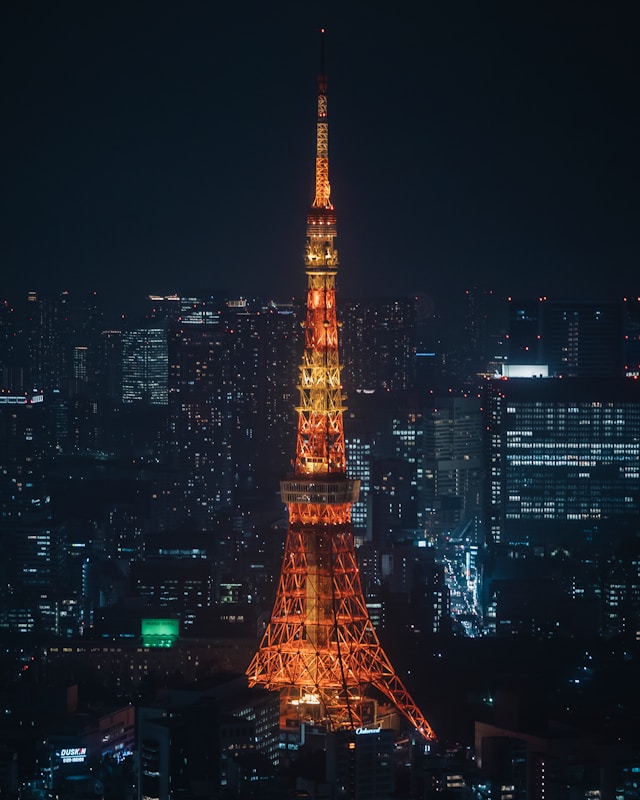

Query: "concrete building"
<box><xmin>484</xmin><ymin>376</ymin><xmax>640</xmax><ymax>551</ymax></box>
<box><xmin>137</xmin><ymin>674</ymin><xmax>279</xmax><ymax>800</ymax></box>
<box><xmin>507</xmin><ymin>298</ymin><xmax>624</xmax><ymax>378</ymax></box>
<box><xmin>327</xmin><ymin>727</ymin><xmax>396</xmax><ymax>800</ymax></box>
<box><xmin>122</xmin><ymin>324</ymin><xmax>168</xmax><ymax>406</ymax></box>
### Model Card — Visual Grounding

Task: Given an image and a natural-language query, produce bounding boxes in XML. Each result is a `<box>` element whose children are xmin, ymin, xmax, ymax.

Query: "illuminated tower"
<box><xmin>246</xmin><ymin>33</ymin><xmax>436</xmax><ymax>741</ymax></box>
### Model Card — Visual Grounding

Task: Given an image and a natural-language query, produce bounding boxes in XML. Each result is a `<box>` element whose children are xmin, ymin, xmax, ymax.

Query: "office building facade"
<box><xmin>507</xmin><ymin>298</ymin><xmax>624</xmax><ymax>378</ymax></box>
<box><xmin>122</xmin><ymin>325</ymin><xmax>169</xmax><ymax>406</ymax></box>
<box><xmin>485</xmin><ymin>376</ymin><xmax>640</xmax><ymax>551</ymax></box>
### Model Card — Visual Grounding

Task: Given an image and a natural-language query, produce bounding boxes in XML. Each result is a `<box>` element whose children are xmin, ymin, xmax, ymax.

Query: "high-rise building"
<box><xmin>131</xmin><ymin>557</ymin><xmax>213</xmax><ymax>631</ymax></box>
<box><xmin>121</xmin><ymin>324</ymin><xmax>169</xmax><ymax>405</ymax></box>
<box><xmin>167</xmin><ymin>320</ymin><xmax>233</xmax><ymax>525</ymax></box>
<box><xmin>623</xmin><ymin>296</ymin><xmax>640</xmax><ymax>378</ymax></box>
<box><xmin>98</xmin><ymin>330</ymin><xmax>123</xmax><ymax>400</ymax></box>
<box><xmin>0</xmin><ymin>390</ymin><xmax>61</xmax><ymax>634</ymax></box>
<box><xmin>347</xmin><ymin>392</ymin><xmax>426</xmax><ymax>542</ymax></box>
<box><xmin>372</xmin><ymin>456</ymin><xmax>419</xmax><ymax>541</ymax></box>
<box><xmin>345</xmin><ymin>435</ymin><xmax>372</xmax><ymax>536</ymax></box>
<box><xmin>0</xmin><ymin>390</ymin><xmax>49</xmax><ymax>522</ymax></box>
<box><xmin>0</xmin><ymin>300</ymin><xmax>18</xmax><ymax>390</ymax></box>
<box><xmin>341</xmin><ymin>298</ymin><xmax>415</xmax><ymax>393</ymax></box>
<box><xmin>254</xmin><ymin>301</ymin><xmax>301</xmax><ymax>487</ymax></box>
<box><xmin>327</xmin><ymin>727</ymin><xmax>397</xmax><ymax>799</ymax></box>
<box><xmin>145</xmin><ymin>293</ymin><xmax>182</xmax><ymax>323</ymax></box>
<box><xmin>72</xmin><ymin>346</ymin><xmax>88</xmax><ymax>382</ymax></box>
<box><xmin>507</xmin><ymin>298</ymin><xmax>625</xmax><ymax>378</ymax></box>
<box><xmin>463</xmin><ymin>287</ymin><xmax>508</xmax><ymax>375</ymax></box>
<box><xmin>484</xmin><ymin>376</ymin><xmax>640</xmax><ymax>551</ymax></box>
<box><xmin>25</xmin><ymin>290</ymin><xmax>74</xmax><ymax>392</ymax></box>
<box><xmin>225</xmin><ymin>298</ymin><xmax>300</xmax><ymax>493</ymax></box>
<box><xmin>422</xmin><ymin>395</ymin><xmax>483</xmax><ymax>537</ymax></box>
<box><xmin>138</xmin><ymin>676</ymin><xmax>279</xmax><ymax>799</ymax></box>
<box><xmin>543</xmin><ymin>300</ymin><xmax>623</xmax><ymax>378</ymax></box>
<box><xmin>507</xmin><ymin>299</ymin><xmax>542</xmax><ymax>366</ymax></box>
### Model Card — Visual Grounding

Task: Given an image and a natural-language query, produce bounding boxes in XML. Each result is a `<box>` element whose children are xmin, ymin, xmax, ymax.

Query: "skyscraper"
<box><xmin>24</xmin><ymin>291</ymin><xmax>72</xmax><ymax>392</ymax></box>
<box><xmin>0</xmin><ymin>300</ymin><xmax>18</xmax><ymax>390</ymax></box>
<box><xmin>507</xmin><ymin>298</ymin><xmax>624</xmax><ymax>378</ymax></box>
<box><xmin>0</xmin><ymin>390</ymin><xmax>59</xmax><ymax>634</ymax></box>
<box><xmin>422</xmin><ymin>395</ymin><xmax>483</xmax><ymax>537</ymax></box>
<box><xmin>484</xmin><ymin>376</ymin><xmax>640</xmax><ymax>550</ymax></box>
<box><xmin>121</xmin><ymin>324</ymin><xmax>168</xmax><ymax>406</ymax></box>
<box><xmin>340</xmin><ymin>298</ymin><xmax>416</xmax><ymax>392</ymax></box>
<box><xmin>543</xmin><ymin>301</ymin><xmax>623</xmax><ymax>378</ymax></box>
<box><xmin>167</xmin><ymin>320</ymin><xmax>233</xmax><ymax>526</ymax></box>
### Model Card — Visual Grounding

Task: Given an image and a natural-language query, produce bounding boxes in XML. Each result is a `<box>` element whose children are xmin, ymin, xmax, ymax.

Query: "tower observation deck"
<box><xmin>246</xmin><ymin>32</ymin><xmax>436</xmax><ymax>742</ymax></box>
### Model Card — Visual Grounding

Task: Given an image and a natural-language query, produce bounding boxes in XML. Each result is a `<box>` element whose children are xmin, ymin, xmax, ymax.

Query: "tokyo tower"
<box><xmin>246</xmin><ymin>32</ymin><xmax>436</xmax><ymax>742</ymax></box>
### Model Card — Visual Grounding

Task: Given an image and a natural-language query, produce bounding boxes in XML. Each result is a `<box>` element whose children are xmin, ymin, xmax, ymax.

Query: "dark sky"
<box><xmin>2</xmin><ymin>1</ymin><xmax>638</xmax><ymax>317</ymax></box>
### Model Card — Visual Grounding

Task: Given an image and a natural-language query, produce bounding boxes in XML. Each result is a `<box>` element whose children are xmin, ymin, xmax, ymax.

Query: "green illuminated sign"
<box><xmin>141</xmin><ymin>618</ymin><xmax>179</xmax><ymax>647</ymax></box>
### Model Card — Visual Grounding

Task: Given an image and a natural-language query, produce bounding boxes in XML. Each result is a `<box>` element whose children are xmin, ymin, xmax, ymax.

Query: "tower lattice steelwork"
<box><xmin>246</xmin><ymin>33</ymin><xmax>436</xmax><ymax>742</ymax></box>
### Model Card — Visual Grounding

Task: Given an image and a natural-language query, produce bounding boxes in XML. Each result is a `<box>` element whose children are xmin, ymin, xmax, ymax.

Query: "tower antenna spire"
<box><xmin>313</xmin><ymin>27</ymin><xmax>331</xmax><ymax>210</ymax></box>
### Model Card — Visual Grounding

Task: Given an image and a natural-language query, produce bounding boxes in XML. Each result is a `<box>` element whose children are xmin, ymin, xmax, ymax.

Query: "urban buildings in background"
<box><xmin>0</xmin><ymin>287</ymin><xmax>640</xmax><ymax>798</ymax></box>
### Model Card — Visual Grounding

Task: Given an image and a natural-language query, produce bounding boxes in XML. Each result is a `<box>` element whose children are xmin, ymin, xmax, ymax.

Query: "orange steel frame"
<box><xmin>246</xmin><ymin>42</ymin><xmax>436</xmax><ymax>742</ymax></box>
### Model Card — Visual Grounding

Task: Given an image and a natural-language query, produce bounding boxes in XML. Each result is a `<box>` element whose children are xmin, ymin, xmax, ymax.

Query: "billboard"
<box><xmin>141</xmin><ymin>618</ymin><xmax>179</xmax><ymax>647</ymax></box>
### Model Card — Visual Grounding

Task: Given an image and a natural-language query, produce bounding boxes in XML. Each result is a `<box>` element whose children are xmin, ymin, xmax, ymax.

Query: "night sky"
<box><xmin>2</xmin><ymin>1</ymin><xmax>638</xmax><ymax>318</ymax></box>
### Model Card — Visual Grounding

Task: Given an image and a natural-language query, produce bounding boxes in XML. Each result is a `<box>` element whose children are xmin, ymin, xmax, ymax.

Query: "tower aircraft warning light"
<box><xmin>246</xmin><ymin>31</ymin><xmax>436</xmax><ymax>742</ymax></box>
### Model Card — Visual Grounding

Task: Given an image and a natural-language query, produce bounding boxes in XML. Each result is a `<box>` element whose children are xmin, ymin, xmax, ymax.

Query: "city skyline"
<box><xmin>3</xmin><ymin>1</ymin><xmax>638</xmax><ymax>318</ymax></box>
<box><xmin>2</xmin><ymin>9</ymin><xmax>640</xmax><ymax>793</ymax></box>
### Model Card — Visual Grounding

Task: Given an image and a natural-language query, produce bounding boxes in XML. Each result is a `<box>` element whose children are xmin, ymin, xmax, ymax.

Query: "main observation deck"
<box><xmin>280</xmin><ymin>477</ymin><xmax>360</xmax><ymax>505</ymax></box>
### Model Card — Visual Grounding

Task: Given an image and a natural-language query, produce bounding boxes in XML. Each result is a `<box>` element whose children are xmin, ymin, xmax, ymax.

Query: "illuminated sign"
<box><xmin>58</xmin><ymin>747</ymin><xmax>87</xmax><ymax>764</ymax></box>
<box><xmin>0</xmin><ymin>394</ymin><xmax>43</xmax><ymax>405</ymax></box>
<box><xmin>501</xmin><ymin>364</ymin><xmax>549</xmax><ymax>378</ymax></box>
<box><xmin>355</xmin><ymin>726</ymin><xmax>381</xmax><ymax>735</ymax></box>
<box><xmin>141</xmin><ymin>618</ymin><xmax>178</xmax><ymax>647</ymax></box>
